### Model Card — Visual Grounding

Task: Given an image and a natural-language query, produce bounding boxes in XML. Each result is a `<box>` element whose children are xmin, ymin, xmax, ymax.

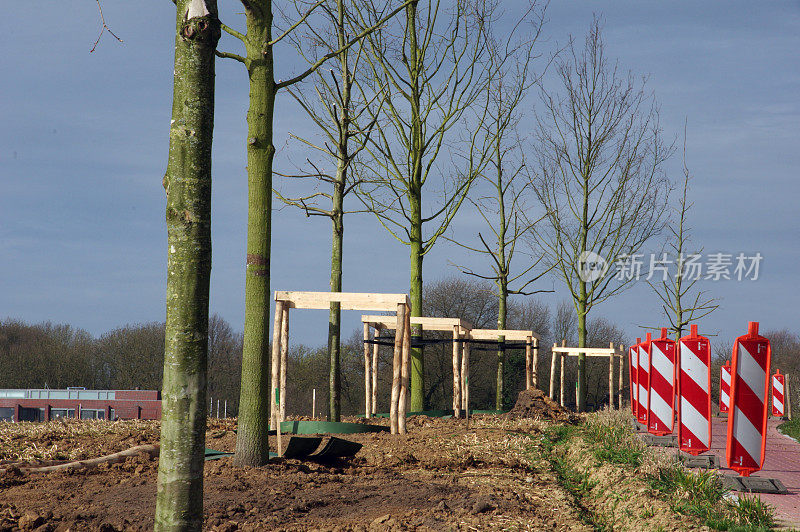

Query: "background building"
<box><xmin>0</xmin><ymin>388</ymin><xmax>161</xmax><ymax>422</ymax></box>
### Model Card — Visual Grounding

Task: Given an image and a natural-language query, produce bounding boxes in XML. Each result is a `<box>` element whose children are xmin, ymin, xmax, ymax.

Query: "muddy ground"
<box><xmin>0</xmin><ymin>391</ymin><xmax>697</xmax><ymax>531</ymax></box>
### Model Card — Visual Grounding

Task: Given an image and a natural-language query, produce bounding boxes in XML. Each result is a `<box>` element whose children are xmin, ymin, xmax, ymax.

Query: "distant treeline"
<box><xmin>4</xmin><ymin>278</ymin><xmax>796</xmax><ymax>417</ymax></box>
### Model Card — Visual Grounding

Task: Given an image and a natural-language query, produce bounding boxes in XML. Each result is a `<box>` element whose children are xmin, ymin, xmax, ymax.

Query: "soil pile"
<box><xmin>506</xmin><ymin>388</ymin><xmax>576</xmax><ymax>422</ymax></box>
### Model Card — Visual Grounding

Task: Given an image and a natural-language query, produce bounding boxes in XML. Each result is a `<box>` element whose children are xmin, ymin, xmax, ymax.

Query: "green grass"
<box><xmin>583</xmin><ymin>420</ymin><xmax>644</xmax><ymax>466</ymax></box>
<box><xmin>536</xmin><ymin>424</ymin><xmax>599</xmax><ymax>528</ymax></box>
<box><xmin>646</xmin><ymin>464</ymin><xmax>776</xmax><ymax>531</ymax></box>
<box><xmin>777</xmin><ymin>418</ymin><xmax>800</xmax><ymax>442</ymax></box>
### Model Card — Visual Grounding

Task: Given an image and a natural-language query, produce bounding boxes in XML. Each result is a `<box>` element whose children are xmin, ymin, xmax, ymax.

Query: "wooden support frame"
<box><xmin>273</xmin><ymin>291</ymin><xmax>411</xmax><ymax>434</ymax></box>
<box><xmin>362</xmin><ymin>315</ymin><xmax>472</xmax><ymax>419</ymax></box>
<box><xmin>466</xmin><ymin>328</ymin><xmax>540</xmax><ymax>410</ymax></box>
<box><xmin>552</xmin><ymin>343</ymin><xmax>625</xmax><ymax>410</ymax></box>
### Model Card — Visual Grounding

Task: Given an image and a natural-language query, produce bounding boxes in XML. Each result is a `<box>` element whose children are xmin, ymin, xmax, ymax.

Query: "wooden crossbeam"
<box><xmin>275</xmin><ymin>291</ymin><xmax>409</xmax><ymax>311</ymax></box>
<box><xmin>468</xmin><ymin>328</ymin><xmax>539</xmax><ymax>342</ymax></box>
<box><xmin>362</xmin><ymin>315</ymin><xmax>472</xmax><ymax>331</ymax></box>
<box><xmin>552</xmin><ymin>346</ymin><xmax>618</xmax><ymax>355</ymax></box>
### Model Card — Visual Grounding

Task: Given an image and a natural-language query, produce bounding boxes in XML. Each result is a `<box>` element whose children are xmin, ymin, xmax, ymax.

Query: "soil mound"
<box><xmin>506</xmin><ymin>388</ymin><xmax>576</xmax><ymax>422</ymax></box>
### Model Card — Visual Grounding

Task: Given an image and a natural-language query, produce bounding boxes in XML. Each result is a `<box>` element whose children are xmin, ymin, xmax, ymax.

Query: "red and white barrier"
<box><xmin>772</xmin><ymin>370</ymin><xmax>785</xmax><ymax>418</ymax></box>
<box><xmin>636</xmin><ymin>333</ymin><xmax>652</xmax><ymax>424</ymax></box>
<box><xmin>720</xmin><ymin>362</ymin><xmax>731</xmax><ymax>414</ymax></box>
<box><xmin>629</xmin><ymin>338</ymin><xmax>641</xmax><ymax>416</ymax></box>
<box><xmin>678</xmin><ymin>324</ymin><xmax>711</xmax><ymax>455</ymax></box>
<box><xmin>647</xmin><ymin>328</ymin><xmax>676</xmax><ymax>436</ymax></box>
<box><xmin>726</xmin><ymin>321</ymin><xmax>771</xmax><ymax>477</ymax></box>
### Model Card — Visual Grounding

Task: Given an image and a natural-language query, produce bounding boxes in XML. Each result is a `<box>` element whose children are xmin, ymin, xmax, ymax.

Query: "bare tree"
<box><xmin>531</xmin><ymin>18</ymin><xmax>672</xmax><ymax>411</ymax></box>
<box><xmin>648</xmin><ymin>126</ymin><xmax>718</xmax><ymax>340</ymax></box>
<box><xmin>355</xmin><ymin>0</ymin><xmax>497</xmax><ymax>411</ymax></box>
<box><xmin>214</xmin><ymin>0</ymin><xmax>411</xmax><ymax>466</ymax></box>
<box><xmin>274</xmin><ymin>0</ymin><xmax>388</xmax><ymax>421</ymax></box>
<box><xmin>446</xmin><ymin>2</ymin><xmax>550</xmax><ymax>409</ymax></box>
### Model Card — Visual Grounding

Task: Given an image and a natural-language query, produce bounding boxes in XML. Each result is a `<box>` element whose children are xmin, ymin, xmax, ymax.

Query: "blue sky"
<box><xmin>1</xmin><ymin>1</ymin><xmax>798</xmax><ymax>350</ymax></box>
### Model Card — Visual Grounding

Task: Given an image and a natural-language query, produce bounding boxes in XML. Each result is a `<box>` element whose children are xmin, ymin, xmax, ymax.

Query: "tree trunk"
<box><xmin>409</xmin><ymin>197</ymin><xmax>424</xmax><ymax>412</ymax></box>
<box><xmin>235</xmin><ymin>1</ymin><xmax>276</xmax><ymax>467</ymax></box>
<box><xmin>495</xmin><ymin>290</ymin><xmax>506</xmax><ymax>410</ymax></box>
<box><xmin>577</xmin><ymin>295</ymin><xmax>587</xmax><ymax>412</ymax></box>
<box><xmin>155</xmin><ymin>1</ymin><xmax>219</xmax><ymax>529</ymax></box>
<box><xmin>328</xmin><ymin>180</ymin><xmax>344</xmax><ymax>421</ymax></box>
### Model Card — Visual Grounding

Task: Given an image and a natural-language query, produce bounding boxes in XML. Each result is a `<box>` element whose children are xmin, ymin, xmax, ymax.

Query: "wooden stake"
<box><xmin>390</xmin><ymin>303</ymin><xmax>405</xmax><ymax>434</ymax></box>
<box><xmin>533</xmin><ymin>337</ymin><xmax>539</xmax><ymax>389</ymax></box>
<box><xmin>363</xmin><ymin>322</ymin><xmax>372</xmax><ymax>418</ymax></box>
<box><xmin>372</xmin><ymin>331</ymin><xmax>379</xmax><ymax>416</ymax></box>
<box><xmin>279</xmin><ymin>306</ymin><xmax>289</xmax><ymax>423</ymax></box>
<box><xmin>275</xmin><ymin>387</ymin><xmax>282</xmax><ymax>457</ymax></box>
<box><xmin>549</xmin><ymin>343</ymin><xmax>557</xmax><ymax>400</ymax></box>
<box><xmin>312</xmin><ymin>388</ymin><xmax>316</xmax><ymax>419</ymax></box>
<box><xmin>618</xmin><ymin>351</ymin><xmax>624</xmax><ymax>410</ymax></box>
<box><xmin>560</xmin><ymin>351</ymin><xmax>566</xmax><ymax>407</ymax></box>
<box><xmin>461</xmin><ymin>337</ymin><xmax>469</xmax><ymax>411</ymax></box>
<box><xmin>525</xmin><ymin>338</ymin><xmax>532</xmax><ymax>390</ymax></box>
<box><xmin>608</xmin><ymin>342</ymin><xmax>614</xmax><ymax>410</ymax></box>
<box><xmin>786</xmin><ymin>373</ymin><xmax>793</xmax><ymax>420</ymax></box>
<box><xmin>463</xmin><ymin>340</ymin><xmax>471</xmax><ymax>417</ymax></box>
<box><xmin>270</xmin><ymin>300</ymin><xmax>284</xmax><ymax>431</ymax></box>
<box><xmin>453</xmin><ymin>325</ymin><xmax>461</xmax><ymax>418</ymax></box>
<box><xmin>399</xmin><ymin>306</ymin><xmax>411</xmax><ymax>434</ymax></box>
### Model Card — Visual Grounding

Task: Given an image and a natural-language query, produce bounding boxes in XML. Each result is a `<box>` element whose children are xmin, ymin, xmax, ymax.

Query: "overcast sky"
<box><xmin>1</xmin><ymin>1</ymin><xmax>798</xmax><ymax>352</ymax></box>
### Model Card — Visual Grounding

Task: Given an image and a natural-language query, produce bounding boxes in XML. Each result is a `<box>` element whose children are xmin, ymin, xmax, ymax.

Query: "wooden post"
<box><xmin>549</xmin><ymin>343</ymin><xmax>558</xmax><ymax>399</ymax></box>
<box><xmin>463</xmin><ymin>339</ymin><xmax>471</xmax><ymax>417</ymax></box>
<box><xmin>533</xmin><ymin>338</ymin><xmax>539</xmax><ymax>389</ymax></box>
<box><xmin>399</xmin><ymin>306</ymin><xmax>411</xmax><ymax>434</ymax></box>
<box><xmin>560</xmin><ymin>352</ymin><xmax>566</xmax><ymax>407</ymax></box>
<box><xmin>279</xmin><ymin>306</ymin><xmax>289</xmax><ymax>423</ymax></box>
<box><xmin>270</xmin><ymin>300</ymin><xmax>284</xmax><ymax>430</ymax></box>
<box><xmin>390</xmin><ymin>304</ymin><xmax>405</xmax><ymax>434</ymax></box>
<box><xmin>372</xmin><ymin>330</ymin><xmax>379</xmax><ymax>416</ymax></box>
<box><xmin>275</xmin><ymin>386</ymin><xmax>282</xmax><ymax>457</ymax></box>
<box><xmin>453</xmin><ymin>325</ymin><xmax>461</xmax><ymax>418</ymax></box>
<box><xmin>461</xmin><ymin>337</ymin><xmax>469</xmax><ymax>411</ymax></box>
<box><xmin>525</xmin><ymin>338</ymin><xmax>532</xmax><ymax>390</ymax></box>
<box><xmin>618</xmin><ymin>351</ymin><xmax>624</xmax><ymax>410</ymax></box>
<box><xmin>312</xmin><ymin>388</ymin><xmax>316</xmax><ymax>419</ymax></box>
<box><xmin>363</xmin><ymin>322</ymin><xmax>372</xmax><ymax>418</ymax></box>
<box><xmin>785</xmin><ymin>373</ymin><xmax>793</xmax><ymax>420</ymax></box>
<box><xmin>608</xmin><ymin>343</ymin><xmax>615</xmax><ymax>410</ymax></box>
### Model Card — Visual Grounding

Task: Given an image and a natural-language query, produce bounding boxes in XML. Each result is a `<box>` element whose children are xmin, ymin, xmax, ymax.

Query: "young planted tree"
<box><xmin>214</xmin><ymin>0</ymin><xmax>411</xmax><ymax>466</ymax></box>
<box><xmin>356</xmin><ymin>0</ymin><xmax>496</xmax><ymax>411</ymax></box>
<box><xmin>155</xmin><ymin>0</ymin><xmax>219</xmax><ymax>529</ymax></box>
<box><xmin>648</xmin><ymin>129</ymin><xmax>717</xmax><ymax>340</ymax></box>
<box><xmin>275</xmin><ymin>0</ymin><xmax>385</xmax><ymax>421</ymax></box>
<box><xmin>531</xmin><ymin>19</ymin><xmax>672</xmax><ymax>411</ymax></box>
<box><xmin>446</xmin><ymin>4</ymin><xmax>550</xmax><ymax>409</ymax></box>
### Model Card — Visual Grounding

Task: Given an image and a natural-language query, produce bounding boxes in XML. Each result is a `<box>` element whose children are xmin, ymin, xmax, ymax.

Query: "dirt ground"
<box><xmin>0</xmin><ymin>392</ymin><xmax>694</xmax><ymax>531</ymax></box>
